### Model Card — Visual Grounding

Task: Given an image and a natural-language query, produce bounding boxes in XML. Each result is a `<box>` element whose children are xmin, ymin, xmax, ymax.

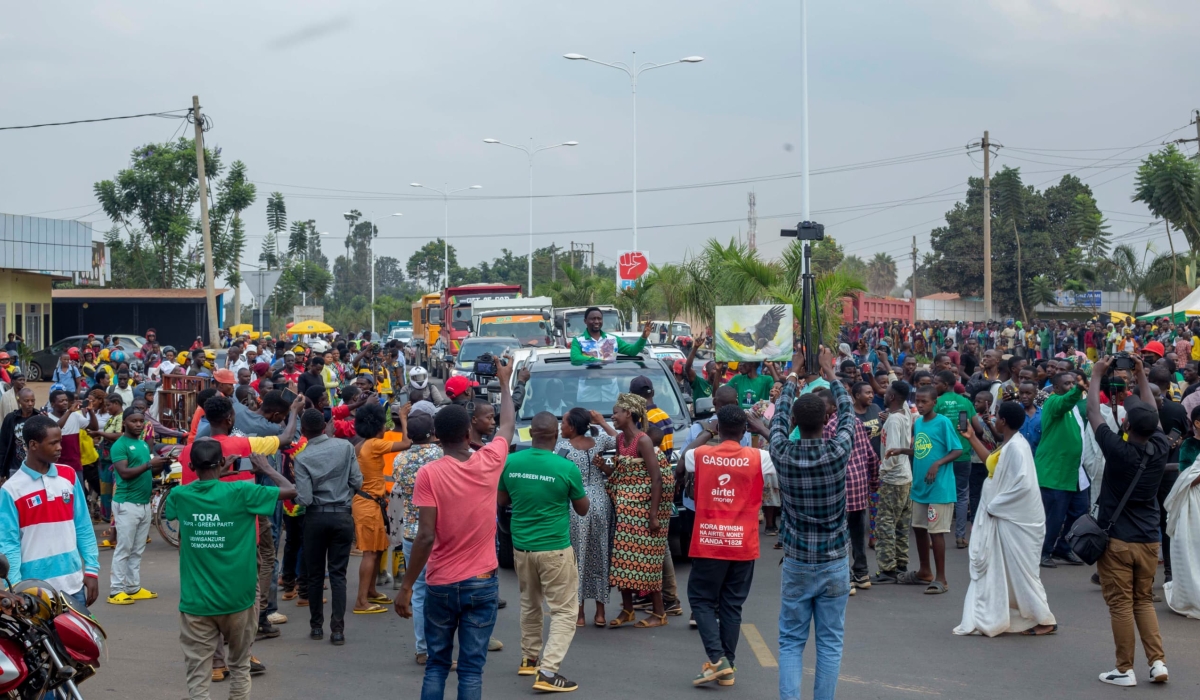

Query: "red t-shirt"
<box><xmin>412</xmin><ymin>438</ymin><xmax>508</xmax><ymax>586</ymax></box>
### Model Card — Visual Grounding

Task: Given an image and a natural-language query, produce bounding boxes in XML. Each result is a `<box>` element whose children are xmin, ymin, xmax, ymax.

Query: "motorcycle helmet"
<box><xmin>111</xmin><ymin>350</ymin><xmax>126</xmax><ymax>364</ymax></box>
<box><xmin>67</xmin><ymin>346</ymin><xmax>80</xmax><ymax>361</ymax></box>
<box><xmin>408</xmin><ymin>366</ymin><xmax>429</xmax><ymax>390</ymax></box>
<box><xmin>98</xmin><ymin>349</ymin><xmax>110</xmax><ymax>363</ymax></box>
<box><xmin>162</xmin><ymin>345</ymin><xmax>176</xmax><ymax>357</ymax></box>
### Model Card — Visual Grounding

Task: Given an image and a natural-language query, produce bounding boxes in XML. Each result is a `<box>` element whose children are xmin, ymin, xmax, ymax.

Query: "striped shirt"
<box><xmin>770</xmin><ymin>380</ymin><xmax>853</xmax><ymax>563</ymax></box>
<box><xmin>0</xmin><ymin>463</ymin><xmax>100</xmax><ymax>594</ymax></box>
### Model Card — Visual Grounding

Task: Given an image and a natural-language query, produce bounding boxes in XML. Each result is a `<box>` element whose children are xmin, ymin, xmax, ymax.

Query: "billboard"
<box><xmin>617</xmin><ymin>250</ymin><xmax>649</xmax><ymax>291</ymax></box>
<box><xmin>72</xmin><ymin>241</ymin><xmax>110</xmax><ymax>287</ymax></box>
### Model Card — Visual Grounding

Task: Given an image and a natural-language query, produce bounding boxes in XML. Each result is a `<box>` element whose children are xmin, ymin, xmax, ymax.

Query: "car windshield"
<box><xmin>671</xmin><ymin>323</ymin><xmax>691</xmax><ymax>336</ymax></box>
<box><xmin>457</xmin><ymin>339</ymin><xmax>519</xmax><ymax>363</ymax></box>
<box><xmin>477</xmin><ymin>321</ymin><xmax>551</xmax><ymax>345</ymax></box>
<box><xmin>564</xmin><ymin>310</ymin><xmax>622</xmax><ymax>335</ymax></box>
<box><xmin>518</xmin><ymin>366</ymin><xmax>684</xmax><ymax>420</ymax></box>
<box><xmin>451</xmin><ymin>305</ymin><xmax>473</xmax><ymax>331</ymax></box>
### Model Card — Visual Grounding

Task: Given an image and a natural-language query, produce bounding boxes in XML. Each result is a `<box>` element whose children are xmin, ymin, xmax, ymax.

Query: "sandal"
<box><xmin>353</xmin><ymin>604</ymin><xmax>388</xmax><ymax>614</ymax></box>
<box><xmin>923</xmin><ymin>581</ymin><xmax>949</xmax><ymax>595</ymax></box>
<box><xmin>635</xmin><ymin>612</ymin><xmax>668</xmax><ymax>628</ymax></box>
<box><xmin>1021</xmin><ymin>624</ymin><xmax>1058</xmax><ymax>636</ymax></box>
<box><xmin>896</xmin><ymin>571</ymin><xmax>934</xmax><ymax>586</ymax></box>
<box><xmin>576</xmin><ymin>615</ymin><xmax>586</xmax><ymax>628</ymax></box>
<box><xmin>367</xmin><ymin>594</ymin><xmax>393</xmax><ymax>605</ymax></box>
<box><xmin>608</xmin><ymin>609</ymin><xmax>637</xmax><ymax>628</ymax></box>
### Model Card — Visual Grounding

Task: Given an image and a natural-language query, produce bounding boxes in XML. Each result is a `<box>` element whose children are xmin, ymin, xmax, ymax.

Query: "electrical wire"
<box><xmin>0</xmin><ymin>109</ymin><xmax>190</xmax><ymax>131</ymax></box>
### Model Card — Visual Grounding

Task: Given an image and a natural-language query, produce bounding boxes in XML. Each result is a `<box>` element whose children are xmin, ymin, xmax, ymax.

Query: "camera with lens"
<box><xmin>474</xmin><ymin>352</ymin><xmax>501</xmax><ymax>378</ymax></box>
<box><xmin>1110</xmin><ymin>352</ymin><xmax>1136</xmax><ymax>372</ymax></box>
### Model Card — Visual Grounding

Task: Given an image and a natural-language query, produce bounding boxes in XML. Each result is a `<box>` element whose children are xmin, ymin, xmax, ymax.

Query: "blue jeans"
<box><xmin>421</xmin><ymin>572</ymin><xmax>498</xmax><ymax>700</ymax></box>
<box><xmin>402</xmin><ymin>538</ymin><xmax>428</xmax><ymax>655</ymax></box>
<box><xmin>66</xmin><ymin>587</ymin><xmax>90</xmax><ymax>615</ymax></box>
<box><xmin>953</xmin><ymin>461</ymin><xmax>970</xmax><ymax>539</ymax></box>
<box><xmin>779</xmin><ymin>558</ymin><xmax>849</xmax><ymax>700</ymax></box>
<box><xmin>1041</xmin><ymin>487</ymin><xmax>1089</xmax><ymax>558</ymax></box>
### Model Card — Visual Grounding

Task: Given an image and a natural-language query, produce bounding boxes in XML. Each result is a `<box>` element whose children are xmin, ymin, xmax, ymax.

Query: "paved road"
<box><xmin>82</xmin><ymin>523</ymin><xmax>1200</xmax><ymax>700</ymax></box>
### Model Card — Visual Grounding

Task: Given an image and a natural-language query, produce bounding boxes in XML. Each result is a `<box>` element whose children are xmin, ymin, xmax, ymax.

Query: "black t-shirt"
<box><xmin>1094</xmin><ymin>425</ymin><xmax>1167</xmax><ymax>544</ymax></box>
<box><xmin>1158</xmin><ymin>398</ymin><xmax>1189</xmax><ymax>462</ymax></box>
<box><xmin>297</xmin><ymin>370</ymin><xmax>324</xmax><ymax>397</ymax></box>
<box><xmin>960</xmin><ymin>353</ymin><xmax>979</xmax><ymax>377</ymax></box>
<box><xmin>855</xmin><ymin>403</ymin><xmax>882</xmax><ymax>458</ymax></box>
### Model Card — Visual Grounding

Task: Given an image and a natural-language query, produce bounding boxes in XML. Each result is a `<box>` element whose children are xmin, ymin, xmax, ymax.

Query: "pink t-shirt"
<box><xmin>412</xmin><ymin>438</ymin><xmax>508</xmax><ymax>586</ymax></box>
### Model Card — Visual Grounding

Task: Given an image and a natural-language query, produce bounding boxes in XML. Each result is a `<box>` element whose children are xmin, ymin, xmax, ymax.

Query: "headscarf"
<box><xmin>616</xmin><ymin>392</ymin><xmax>648</xmax><ymax>431</ymax></box>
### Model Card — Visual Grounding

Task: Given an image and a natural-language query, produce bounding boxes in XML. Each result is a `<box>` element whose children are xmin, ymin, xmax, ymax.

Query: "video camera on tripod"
<box><xmin>780</xmin><ymin>220</ymin><xmax>826</xmax><ymax>375</ymax></box>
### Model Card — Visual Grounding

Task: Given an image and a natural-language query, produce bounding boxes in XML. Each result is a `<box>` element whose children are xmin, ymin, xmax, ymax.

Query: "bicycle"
<box><xmin>151</xmin><ymin>457</ymin><xmax>183</xmax><ymax>548</ymax></box>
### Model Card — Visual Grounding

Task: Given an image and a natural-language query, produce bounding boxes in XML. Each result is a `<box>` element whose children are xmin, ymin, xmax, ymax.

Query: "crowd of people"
<box><xmin>0</xmin><ymin>310</ymin><xmax>1198</xmax><ymax>699</ymax></box>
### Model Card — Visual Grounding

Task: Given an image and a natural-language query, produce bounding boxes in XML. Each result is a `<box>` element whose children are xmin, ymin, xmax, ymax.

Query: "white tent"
<box><xmin>1139</xmin><ymin>286</ymin><xmax>1200</xmax><ymax>321</ymax></box>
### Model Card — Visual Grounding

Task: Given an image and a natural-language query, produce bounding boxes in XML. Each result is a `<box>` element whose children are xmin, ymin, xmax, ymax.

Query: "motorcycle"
<box><xmin>0</xmin><ymin>554</ymin><xmax>106</xmax><ymax>699</ymax></box>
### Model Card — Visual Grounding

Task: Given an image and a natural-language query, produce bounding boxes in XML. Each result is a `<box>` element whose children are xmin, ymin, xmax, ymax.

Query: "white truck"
<box><xmin>469</xmin><ymin>296</ymin><xmax>555</xmax><ymax>345</ymax></box>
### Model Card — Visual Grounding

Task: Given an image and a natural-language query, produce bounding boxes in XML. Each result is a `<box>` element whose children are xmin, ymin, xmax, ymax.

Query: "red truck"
<box><xmin>429</xmin><ymin>283</ymin><xmax>523</xmax><ymax>378</ymax></box>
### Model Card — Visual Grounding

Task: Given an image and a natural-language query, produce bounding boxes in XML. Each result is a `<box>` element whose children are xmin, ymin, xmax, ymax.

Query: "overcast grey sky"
<box><xmin>4</xmin><ymin>0</ymin><xmax>1200</xmax><ymax>292</ymax></box>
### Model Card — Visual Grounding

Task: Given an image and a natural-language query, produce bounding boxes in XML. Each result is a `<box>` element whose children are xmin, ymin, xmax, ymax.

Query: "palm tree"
<box><xmin>1134</xmin><ymin>146</ymin><xmax>1200</xmax><ymax>317</ymax></box>
<box><xmin>645</xmin><ymin>263</ymin><xmax>688</xmax><ymax>340</ymax></box>
<box><xmin>262</xmin><ymin>192</ymin><xmax>286</xmax><ymax>270</ymax></box>
<box><xmin>866</xmin><ymin>252</ymin><xmax>897</xmax><ymax>297</ymax></box>
<box><xmin>838</xmin><ymin>254</ymin><xmax>867</xmax><ymax>281</ymax></box>
<box><xmin>1111</xmin><ymin>243</ymin><xmax>1155</xmax><ymax>317</ymax></box>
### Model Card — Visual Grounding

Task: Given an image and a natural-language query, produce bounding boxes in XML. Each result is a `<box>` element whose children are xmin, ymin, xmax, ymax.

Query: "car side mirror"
<box><xmin>542</xmin><ymin>310</ymin><xmax>551</xmax><ymax>320</ymax></box>
<box><xmin>694</xmin><ymin>397</ymin><xmax>715</xmax><ymax>418</ymax></box>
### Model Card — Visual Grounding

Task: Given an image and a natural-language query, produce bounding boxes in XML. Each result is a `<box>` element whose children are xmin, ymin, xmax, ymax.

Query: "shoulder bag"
<box><xmin>1066</xmin><ymin>441</ymin><xmax>1152</xmax><ymax>565</ymax></box>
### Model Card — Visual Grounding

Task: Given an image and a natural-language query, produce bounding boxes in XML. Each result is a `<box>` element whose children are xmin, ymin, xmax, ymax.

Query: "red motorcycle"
<box><xmin>0</xmin><ymin>555</ymin><xmax>106</xmax><ymax>699</ymax></box>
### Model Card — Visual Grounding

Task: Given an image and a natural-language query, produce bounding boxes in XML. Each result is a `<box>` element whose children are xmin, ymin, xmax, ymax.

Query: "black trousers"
<box><xmin>304</xmin><ymin>510</ymin><xmax>354</xmax><ymax>633</ymax></box>
<box><xmin>968</xmin><ymin>462</ymin><xmax>989</xmax><ymax>523</ymax></box>
<box><xmin>1158</xmin><ymin>465</ymin><xmax>1180</xmax><ymax>579</ymax></box>
<box><xmin>687</xmin><ymin>558</ymin><xmax>755</xmax><ymax>665</ymax></box>
<box><xmin>847</xmin><ymin>509</ymin><xmax>868</xmax><ymax>578</ymax></box>
<box><xmin>282</xmin><ymin>512</ymin><xmax>308</xmax><ymax>598</ymax></box>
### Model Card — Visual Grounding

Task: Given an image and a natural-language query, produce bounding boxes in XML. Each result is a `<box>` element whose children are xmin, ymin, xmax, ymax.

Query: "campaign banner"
<box><xmin>617</xmin><ymin>250</ymin><xmax>649</xmax><ymax>291</ymax></box>
<box><xmin>715</xmin><ymin>304</ymin><xmax>794</xmax><ymax>362</ymax></box>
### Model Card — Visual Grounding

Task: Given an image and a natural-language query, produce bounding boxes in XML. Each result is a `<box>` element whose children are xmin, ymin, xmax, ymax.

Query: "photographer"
<box><xmin>1087</xmin><ymin>354</ymin><xmax>1170</xmax><ymax>687</ymax></box>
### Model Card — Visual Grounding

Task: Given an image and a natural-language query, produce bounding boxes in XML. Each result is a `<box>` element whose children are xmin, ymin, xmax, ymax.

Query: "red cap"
<box><xmin>445</xmin><ymin>375</ymin><xmax>478</xmax><ymax>398</ymax></box>
<box><xmin>1143</xmin><ymin>340</ymin><xmax>1165</xmax><ymax>358</ymax></box>
<box><xmin>213</xmin><ymin>369</ymin><xmax>237</xmax><ymax>384</ymax></box>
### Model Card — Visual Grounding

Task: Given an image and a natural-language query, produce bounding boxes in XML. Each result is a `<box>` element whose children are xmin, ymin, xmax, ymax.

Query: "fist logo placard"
<box><xmin>619</xmin><ymin>251</ymin><xmax>649</xmax><ymax>280</ymax></box>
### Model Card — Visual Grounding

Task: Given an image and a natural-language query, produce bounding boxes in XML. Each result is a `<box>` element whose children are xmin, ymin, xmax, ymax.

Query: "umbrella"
<box><xmin>290</xmin><ymin>319</ymin><xmax>334</xmax><ymax>334</ymax></box>
<box><xmin>228</xmin><ymin>323</ymin><xmax>254</xmax><ymax>336</ymax></box>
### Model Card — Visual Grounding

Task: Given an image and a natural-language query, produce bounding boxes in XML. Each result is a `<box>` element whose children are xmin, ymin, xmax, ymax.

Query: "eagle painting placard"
<box><xmin>715</xmin><ymin>304</ymin><xmax>793</xmax><ymax>362</ymax></box>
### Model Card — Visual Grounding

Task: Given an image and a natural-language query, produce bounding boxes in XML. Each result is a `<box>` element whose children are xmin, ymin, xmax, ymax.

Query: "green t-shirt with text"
<box><xmin>690</xmin><ymin>375</ymin><xmax>713</xmax><ymax>399</ymax></box>
<box><xmin>911</xmin><ymin>414</ymin><xmax>961</xmax><ymax>505</ymax></box>
<box><xmin>935</xmin><ymin>392</ymin><xmax>975</xmax><ymax>461</ymax></box>
<box><xmin>727</xmin><ymin>373</ymin><xmax>774</xmax><ymax>407</ymax></box>
<box><xmin>498</xmin><ymin>448</ymin><xmax>585</xmax><ymax>552</ymax></box>
<box><xmin>164</xmin><ymin>479</ymin><xmax>279</xmax><ymax>616</ymax></box>
<box><xmin>111</xmin><ymin>434</ymin><xmax>153</xmax><ymax>504</ymax></box>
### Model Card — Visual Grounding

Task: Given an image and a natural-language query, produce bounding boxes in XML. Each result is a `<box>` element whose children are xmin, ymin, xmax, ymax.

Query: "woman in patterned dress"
<box><xmin>607</xmin><ymin>393</ymin><xmax>673</xmax><ymax>629</ymax></box>
<box><xmin>557</xmin><ymin>407</ymin><xmax>617</xmax><ymax>627</ymax></box>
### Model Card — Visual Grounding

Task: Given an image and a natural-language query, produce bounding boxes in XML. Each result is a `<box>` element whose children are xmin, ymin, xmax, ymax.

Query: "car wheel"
<box><xmin>26</xmin><ymin>362</ymin><xmax>42</xmax><ymax>382</ymax></box>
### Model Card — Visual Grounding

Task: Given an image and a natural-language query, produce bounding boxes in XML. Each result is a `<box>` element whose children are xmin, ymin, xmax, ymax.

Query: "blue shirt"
<box><xmin>910</xmin><ymin>414</ymin><xmax>960</xmax><ymax>505</ymax></box>
<box><xmin>1019</xmin><ymin>408</ymin><xmax>1042</xmax><ymax>457</ymax></box>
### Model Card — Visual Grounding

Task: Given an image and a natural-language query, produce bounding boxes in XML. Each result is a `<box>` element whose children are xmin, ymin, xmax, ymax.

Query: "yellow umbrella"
<box><xmin>290</xmin><ymin>319</ymin><xmax>334</xmax><ymax>334</ymax></box>
<box><xmin>228</xmin><ymin>323</ymin><xmax>253</xmax><ymax>336</ymax></box>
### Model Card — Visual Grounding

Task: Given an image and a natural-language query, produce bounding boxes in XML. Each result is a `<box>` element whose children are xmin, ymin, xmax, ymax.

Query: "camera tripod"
<box><xmin>781</xmin><ymin>220</ymin><xmax>825</xmax><ymax>375</ymax></box>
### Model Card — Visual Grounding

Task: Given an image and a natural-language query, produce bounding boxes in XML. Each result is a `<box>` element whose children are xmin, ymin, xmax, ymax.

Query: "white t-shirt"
<box><xmin>880</xmin><ymin>410</ymin><xmax>914</xmax><ymax>485</ymax></box>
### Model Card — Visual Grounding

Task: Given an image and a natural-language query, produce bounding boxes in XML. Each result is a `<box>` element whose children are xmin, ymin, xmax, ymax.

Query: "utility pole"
<box><xmin>912</xmin><ymin>236</ymin><xmax>918</xmax><ymax>303</ymax></box>
<box><xmin>982</xmin><ymin>130</ymin><xmax>992</xmax><ymax>321</ymax></box>
<box><xmin>747</xmin><ymin>192</ymin><xmax>757</xmax><ymax>251</ymax></box>
<box><xmin>193</xmin><ymin>96</ymin><xmax>220</xmax><ymax>349</ymax></box>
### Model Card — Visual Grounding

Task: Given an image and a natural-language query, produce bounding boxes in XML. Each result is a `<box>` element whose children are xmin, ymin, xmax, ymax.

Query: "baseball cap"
<box><xmin>1142</xmin><ymin>340</ymin><xmax>1165</xmax><ymax>358</ymax></box>
<box><xmin>409</xmin><ymin>400</ymin><xmax>437</xmax><ymax>418</ymax></box>
<box><xmin>630</xmin><ymin>375</ymin><xmax>654</xmax><ymax>397</ymax></box>
<box><xmin>445</xmin><ymin>375</ymin><xmax>475</xmax><ymax>398</ymax></box>
<box><xmin>1123</xmin><ymin>396</ymin><xmax>1160</xmax><ymax>437</ymax></box>
<box><xmin>213</xmin><ymin>369</ymin><xmax>237</xmax><ymax>384</ymax></box>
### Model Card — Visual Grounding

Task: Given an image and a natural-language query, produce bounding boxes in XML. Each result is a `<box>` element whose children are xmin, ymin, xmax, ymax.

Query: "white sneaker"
<box><xmin>1149</xmin><ymin>660</ymin><xmax>1168</xmax><ymax>683</ymax></box>
<box><xmin>1098</xmin><ymin>669</ymin><xmax>1136</xmax><ymax>687</ymax></box>
<box><xmin>267</xmin><ymin>612</ymin><xmax>288</xmax><ymax>625</ymax></box>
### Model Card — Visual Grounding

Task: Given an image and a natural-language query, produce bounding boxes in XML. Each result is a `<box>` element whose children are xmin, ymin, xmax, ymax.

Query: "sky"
<box><xmin>3</xmin><ymin>0</ymin><xmax>1200</xmax><ymax>297</ymax></box>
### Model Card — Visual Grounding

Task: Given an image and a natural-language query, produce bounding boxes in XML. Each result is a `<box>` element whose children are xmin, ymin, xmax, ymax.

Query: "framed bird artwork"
<box><xmin>715</xmin><ymin>304</ymin><xmax>794</xmax><ymax>362</ymax></box>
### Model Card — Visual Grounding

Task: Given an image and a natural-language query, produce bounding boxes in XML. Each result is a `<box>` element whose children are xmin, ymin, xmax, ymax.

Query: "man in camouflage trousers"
<box><xmin>873</xmin><ymin>382</ymin><xmax>914</xmax><ymax>583</ymax></box>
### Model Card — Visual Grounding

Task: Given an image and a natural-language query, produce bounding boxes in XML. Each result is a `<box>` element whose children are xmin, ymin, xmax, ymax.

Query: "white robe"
<box><xmin>954</xmin><ymin>433</ymin><xmax>1057</xmax><ymax>636</ymax></box>
<box><xmin>1163</xmin><ymin>463</ymin><xmax>1200</xmax><ymax>619</ymax></box>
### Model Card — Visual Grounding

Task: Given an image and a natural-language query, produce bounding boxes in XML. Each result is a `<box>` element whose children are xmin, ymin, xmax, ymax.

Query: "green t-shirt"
<box><xmin>498</xmin><ymin>448</ymin><xmax>585</xmax><ymax>552</ymax></box>
<box><xmin>690</xmin><ymin>375</ymin><xmax>713</xmax><ymax>399</ymax></box>
<box><xmin>935</xmin><ymin>392</ymin><xmax>975</xmax><ymax>461</ymax></box>
<box><xmin>727</xmin><ymin>373</ymin><xmax>774</xmax><ymax>407</ymax></box>
<box><xmin>111</xmin><ymin>434</ymin><xmax>153</xmax><ymax>504</ymax></box>
<box><xmin>164</xmin><ymin>480</ymin><xmax>279</xmax><ymax>616</ymax></box>
<box><xmin>911</xmin><ymin>414</ymin><xmax>961</xmax><ymax>505</ymax></box>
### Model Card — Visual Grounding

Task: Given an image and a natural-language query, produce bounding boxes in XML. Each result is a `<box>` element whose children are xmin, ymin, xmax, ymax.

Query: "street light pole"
<box><xmin>346</xmin><ymin>212</ymin><xmax>401</xmax><ymax>338</ymax></box>
<box><xmin>483</xmin><ymin>138</ymin><xmax>578</xmax><ymax>294</ymax></box>
<box><xmin>564</xmin><ymin>51</ymin><xmax>702</xmax><ymax>324</ymax></box>
<box><xmin>410</xmin><ymin>183</ymin><xmax>482</xmax><ymax>289</ymax></box>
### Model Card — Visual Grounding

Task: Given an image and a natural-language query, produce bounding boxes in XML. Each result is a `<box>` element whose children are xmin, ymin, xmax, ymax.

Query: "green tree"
<box><xmin>838</xmin><ymin>254</ymin><xmax>867</xmax><ymax>281</ymax></box>
<box><xmin>103</xmin><ymin>226</ymin><xmax>162</xmax><ymax>289</ymax></box>
<box><xmin>1111</xmin><ymin>243</ymin><xmax>1155</xmax><ymax>317</ymax></box>
<box><xmin>645</xmin><ymin>263</ymin><xmax>688</xmax><ymax>337</ymax></box>
<box><xmin>210</xmin><ymin>160</ymin><xmax>256</xmax><ymax>324</ymax></box>
<box><xmin>1026</xmin><ymin>275</ymin><xmax>1057</xmax><ymax>309</ymax></box>
<box><xmin>866</xmin><ymin>252</ymin><xmax>897</xmax><ymax>297</ymax></box>
<box><xmin>1134</xmin><ymin>145</ymin><xmax>1200</xmax><ymax>250</ymax></box>
<box><xmin>407</xmin><ymin>239</ymin><xmax>455</xmax><ymax>289</ymax></box>
<box><xmin>94</xmin><ymin>137</ymin><xmax>220</xmax><ymax>288</ymax></box>
<box><xmin>810</xmin><ymin>236</ymin><xmax>844</xmax><ymax>275</ymax></box>
<box><xmin>535</xmin><ymin>263</ymin><xmax>616</xmax><ymax>308</ymax></box>
<box><xmin>262</xmin><ymin>192</ymin><xmax>286</xmax><ymax>269</ymax></box>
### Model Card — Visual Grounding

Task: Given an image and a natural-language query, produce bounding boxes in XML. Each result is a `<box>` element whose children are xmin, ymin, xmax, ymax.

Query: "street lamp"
<box><xmin>409</xmin><ymin>183</ymin><xmax>482</xmax><ymax>289</ymax></box>
<box><xmin>483</xmin><ymin>138</ymin><xmax>578</xmax><ymax>294</ymax></box>
<box><xmin>564</xmin><ymin>51</ymin><xmax>702</xmax><ymax>324</ymax></box>
<box><xmin>344</xmin><ymin>212</ymin><xmax>402</xmax><ymax>337</ymax></box>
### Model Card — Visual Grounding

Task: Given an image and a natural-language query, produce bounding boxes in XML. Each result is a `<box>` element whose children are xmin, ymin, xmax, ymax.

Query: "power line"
<box><xmin>0</xmin><ymin>108</ymin><xmax>190</xmax><ymax>131</ymax></box>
